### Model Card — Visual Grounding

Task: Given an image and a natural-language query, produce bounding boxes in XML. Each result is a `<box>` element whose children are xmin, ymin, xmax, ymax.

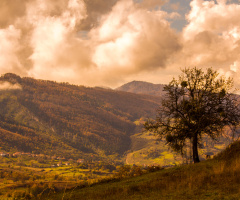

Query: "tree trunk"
<box><xmin>192</xmin><ymin>133</ymin><xmax>200</xmax><ymax>163</ymax></box>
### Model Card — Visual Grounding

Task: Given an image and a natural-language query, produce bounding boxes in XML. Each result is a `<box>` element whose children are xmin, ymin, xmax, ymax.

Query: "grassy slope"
<box><xmin>126</xmin><ymin>131</ymin><xmax>183</xmax><ymax>166</ymax></box>
<box><xmin>42</xmin><ymin>140</ymin><xmax>240</xmax><ymax>200</ymax></box>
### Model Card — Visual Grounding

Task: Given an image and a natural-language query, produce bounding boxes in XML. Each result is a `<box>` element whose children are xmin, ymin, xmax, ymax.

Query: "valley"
<box><xmin>0</xmin><ymin>73</ymin><xmax>238</xmax><ymax>199</ymax></box>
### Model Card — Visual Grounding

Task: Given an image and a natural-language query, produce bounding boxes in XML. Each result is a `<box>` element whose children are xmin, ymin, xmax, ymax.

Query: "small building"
<box><xmin>57</xmin><ymin>157</ymin><xmax>65</xmax><ymax>160</ymax></box>
<box><xmin>77</xmin><ymin>159</ymin><xmax>85</xmax><ymax>164</ymax></box>
<box><xmin>51</xmin><ymin>156</ymin><xmax>57</xmax><ymax>160</ymax></box>
<box><xmin>13</xmin><ymin>152</ymin><xmax>22</xmax><ymax>157</ymax></box>
<box><xmin>57</xmin><ymin>163</ymin><xmax>62</xmax><ymax>167</ymax></box>
<box><xmin>0</xmin><ymin>152</ymin><xmax>7</xmax><ymax>157</ymax></box>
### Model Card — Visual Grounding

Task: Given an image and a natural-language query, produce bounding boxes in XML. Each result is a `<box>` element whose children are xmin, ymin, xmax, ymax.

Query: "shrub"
<box><xmin>115</xmin><ymin>165</ymin><xmax>145</xmax><ymax>178</ymax></box>
<box><xmin>146</xmin><ymin>165</ymin><xmax>163</xmax><ymax>173</ymax></box>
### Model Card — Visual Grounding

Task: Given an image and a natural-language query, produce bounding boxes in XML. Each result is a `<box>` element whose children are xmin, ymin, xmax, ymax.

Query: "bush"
<box><xmin>115</xmin><ymin>165</ymin><xmax>144</xmax><ymax>178</ymax></box>
<box><xmin>146</xmin><ymin>165</ymin><xmax>163</xmax><ymax>173</ymax></box>
<box><xmin>30</xmin><ymin>184</ymin><xmax>43</xmax><ymax>197</ymax></box>
<box><xmin>30</xmin><ymin>183</ymin><xmax>50</xmax><ymax>197</ymax></box>
<box><xmin>12</xmin><ymin>191</ymin><xmax>30</xmax><ymax>200</ymax></box>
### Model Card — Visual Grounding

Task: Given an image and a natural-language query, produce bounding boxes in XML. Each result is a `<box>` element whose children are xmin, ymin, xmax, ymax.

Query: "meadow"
<box><xmin>0</xmin><ymin>154</ymin><xmax>119</xmax><ymax>199</ymax></box>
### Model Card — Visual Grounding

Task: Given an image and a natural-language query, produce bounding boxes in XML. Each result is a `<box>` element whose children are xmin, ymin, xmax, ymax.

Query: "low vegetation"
<box><xmin>39</xmin><ymin>140</ymin><xmax>240</xmax><ymax>200</ymax></box>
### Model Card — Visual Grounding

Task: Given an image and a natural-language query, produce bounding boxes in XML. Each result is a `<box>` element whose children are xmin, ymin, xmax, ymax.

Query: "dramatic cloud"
<box><xmin>1</xmin><ymin>0</ymin><xmax>240</xmax><ymax>88</ymax></box>
<box><xmin>79</xmin><ymin>0</ymin><xmax>118</xmax><ymax>30</ymax></box>
<box><xmin>0</xmin><ymin>0</ymin><xmax>29</xmax><ymax>28</ymax></box>
<box><xmin>178</xmin><ymin>0</ymin><xmax>240</xmax><ymax>88</ymax></box>
<box><xmin>26</xmin><ymin>0</ymin><xmax>91</xmax><ymax>81</ymax></box>
<box><xmin>91</xmin><ymin>0</ymin><xmax>180</xmax><ymax>83</ymax></box>
<box><xmin>0</xmin><ymin>0</ymin><xmax>181</xmax><ymax>86</ymax></box>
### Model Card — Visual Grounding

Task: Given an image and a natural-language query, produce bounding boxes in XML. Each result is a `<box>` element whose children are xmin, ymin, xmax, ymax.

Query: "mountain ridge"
<box><xmin>116</xmin><ymin>80</ymin><xmax>165</xmax><ymax>96</ymax></box>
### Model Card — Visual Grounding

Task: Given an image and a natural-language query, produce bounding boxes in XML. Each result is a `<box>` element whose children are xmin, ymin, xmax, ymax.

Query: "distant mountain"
<box><xmin>0</xmin><ymin>73</ymin><xmax>162</xmax><ymax>159</ymax></box>
<box><xmin>116</xmin><ymin>81</ymin><xmax>165</xmax><ymax>96</ymax></box>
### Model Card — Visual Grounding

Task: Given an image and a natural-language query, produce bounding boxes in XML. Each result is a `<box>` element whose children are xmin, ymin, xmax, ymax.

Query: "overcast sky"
<box><xmin>1</xmin><ymin>0</ymin><xmax>240</xmax><ymax>88</ymax></box>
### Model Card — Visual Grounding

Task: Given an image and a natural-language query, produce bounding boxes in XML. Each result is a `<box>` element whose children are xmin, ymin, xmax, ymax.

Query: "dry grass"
<box><xmin>40</xmin><ymin>141</ymin><xmax>240</xmax><ymax>200</ymax></box>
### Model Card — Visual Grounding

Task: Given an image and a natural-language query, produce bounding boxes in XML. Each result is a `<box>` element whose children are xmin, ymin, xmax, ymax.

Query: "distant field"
<box><xmin>0</xmin><ymin>155</ymin><xmax>117</xmax><ymax>199</ymax></box>
<box><xmin>125</xmin><ymin>129</ymin><xmax>234</xmax><ymax>166</ymax></box>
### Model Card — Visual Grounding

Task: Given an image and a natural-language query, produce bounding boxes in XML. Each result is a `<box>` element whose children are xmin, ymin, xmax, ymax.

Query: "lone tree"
<box><xmin>145</xmin><ymin>67</ymin><xmax>240</xmax><ymax>163</ymax></box>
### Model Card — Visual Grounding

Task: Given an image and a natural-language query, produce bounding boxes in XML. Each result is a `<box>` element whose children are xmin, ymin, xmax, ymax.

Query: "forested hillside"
<box><xmin>0</xmin><ymin>73</ymin><xmax>161</xmax><ymax>159</ymax></box>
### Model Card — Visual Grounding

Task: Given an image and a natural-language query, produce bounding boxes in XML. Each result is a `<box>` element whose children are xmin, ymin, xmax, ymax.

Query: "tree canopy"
<box><xmin>145</xmin><ymin>67</ymin><xmax>240</xmax><ymax>163</ymax></box>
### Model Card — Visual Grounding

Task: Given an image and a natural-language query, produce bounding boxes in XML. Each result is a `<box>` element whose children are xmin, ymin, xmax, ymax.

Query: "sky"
<box><xmin>1</xmin><ymin>0</ymin><xmax>240</xmax><ymax>88</ymax></box>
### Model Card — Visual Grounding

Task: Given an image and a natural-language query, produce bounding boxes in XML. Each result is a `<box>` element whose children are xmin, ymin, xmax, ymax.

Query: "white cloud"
<box><xmin>184</xmin><ymin>0</ymin><xmax>240</xmax><ymax>39</ymax></box>
<box><xmin>0</xmin><ymin>26</ymin><xmax>22</xmax><ymax>74</ymax></box>
<box><xmin>0</xmin><ymin>81</ymin><xmax>22</xmax><ymax>90</ymax></box>
<box><xmin>230</xmin><ymin>61</ymin><xmax>240</xmax><ymax>72</ymax></box>
<box><xmin>25</xmin><ymin>0</ymin><xmax>92</xmax><ymax>81</ymax></box>
<box><xmin>91</xmin><ymin>0</ymin><xmax>180</xmax><ymax>81</ymax></box>
<box><xmin>175</xmin><ymin>0</ymin><xmax>240</xmax><ymax>89</ymax></box>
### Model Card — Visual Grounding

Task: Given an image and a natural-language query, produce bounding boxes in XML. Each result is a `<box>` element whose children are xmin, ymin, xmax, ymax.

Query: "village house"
<box><xmin>13</xmin><ymin>152</ymin><xmax>22</xmax><ymax>157</ymax></box>
<box><xmin>51</xmin><ymin>156</ymin><xmax>57</xmax><ymax>160</ymax></box>
<box><xmin>57</xmin><ymin>163</ymin><xmax>62</xmax><ymax>167</ymax></box>
<box><xmin>77</xmin><ymin>159</ymin><xmax>85</xmax><ymax>164</ymax></box>
<box><xmin>0</xmin><ymin>152</ymin><xmax>8</xmax><ymax>157</ymax></box>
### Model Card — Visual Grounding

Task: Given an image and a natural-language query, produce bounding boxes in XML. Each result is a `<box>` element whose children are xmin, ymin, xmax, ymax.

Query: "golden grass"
<box><xmin>41</xmin><ymin>141</ymin><xmax>240</xmax><ymax>200</ymax></box>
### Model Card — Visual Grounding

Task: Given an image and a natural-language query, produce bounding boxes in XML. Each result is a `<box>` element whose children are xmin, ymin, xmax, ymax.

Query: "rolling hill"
<box><xmin>0</xmin><ymin>73</ymin><xmax>162</xmax><ymax>159</ymax></box>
